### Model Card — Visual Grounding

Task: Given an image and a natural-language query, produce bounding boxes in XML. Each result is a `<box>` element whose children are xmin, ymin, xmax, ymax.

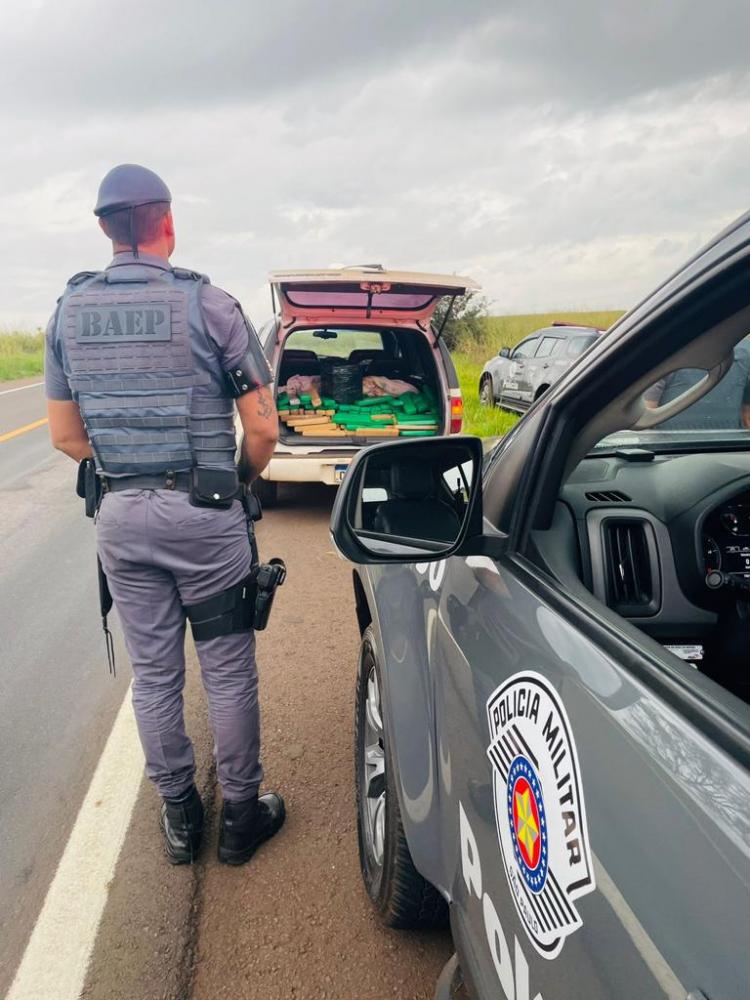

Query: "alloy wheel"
<box><xmin>362</xmin><ymin>664</ymin><xmax>386</xmax><ymax>869</ymax></box>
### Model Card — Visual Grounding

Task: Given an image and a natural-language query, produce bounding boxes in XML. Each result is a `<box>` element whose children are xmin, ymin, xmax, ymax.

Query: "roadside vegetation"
<box><xmin>453</xmin><ymin>310</ymin><xmax>624</xmax><ymax>437</ymax></box>
<box><xmin>0</xmin><ymin>331</ymin><xmax>45</xmax><ymax>381</ymax></box>
<box><xmin>0</xmin><ymin>312</ymin><xmax>626</xmax><ymax>441</ymax></box>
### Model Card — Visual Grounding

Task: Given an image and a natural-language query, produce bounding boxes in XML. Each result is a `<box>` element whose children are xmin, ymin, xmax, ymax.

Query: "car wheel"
<box><xmin>251</xmin><ymin>477</ymin><xmax>278</xmax><ymax>508</ymax></box>
<box><xmin>355</xmin><ymin>626</ymin><xmax>448</xmax><ymax>929</ymax></box>
<box><xmin>479</xmin><ymin>376</ymin><xmax>494</xmax><ymax>407</ymax></box>
<box><xmin>534</xmin><ymin>383</ymin><xmax>550</xmax><ymax>401</ymax></box>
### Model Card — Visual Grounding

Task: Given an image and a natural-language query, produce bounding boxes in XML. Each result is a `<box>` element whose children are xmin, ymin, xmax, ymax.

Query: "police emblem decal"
<box><xmin>486</xmin><ymin>672</ymin><xmax>595</xmax><ymax>959</ymax></box>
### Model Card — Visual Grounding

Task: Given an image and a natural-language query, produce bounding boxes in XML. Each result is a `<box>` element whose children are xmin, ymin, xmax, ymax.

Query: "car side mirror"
<box><xmin>499</xmin><ymin>347</ymin><xmax>510</xmax><ymax>358</ymax></box>
<box><xmin>330</xmin><ymin>436</ymin><xmax>486</xmax><ymax>564</ymax></box>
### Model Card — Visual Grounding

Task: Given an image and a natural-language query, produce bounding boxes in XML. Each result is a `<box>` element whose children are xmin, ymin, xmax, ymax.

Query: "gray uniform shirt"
<box><xmin>45</xmin><ymin>252</ymin><xmax>270</xmax><ymax>401</ymax></box>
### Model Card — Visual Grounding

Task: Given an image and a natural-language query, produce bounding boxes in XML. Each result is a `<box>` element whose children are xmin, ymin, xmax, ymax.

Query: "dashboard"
<box><xmin>523</xmin><ymin>448</ymin><xmax>750</xmax><ymax>698</ymax></box>
<box><xmin>546</xmin><ymin>450</ymin><xmax>750</xmax><ymax>643</ymax></box>
<box><xmin>702</xmin><ymin>491</ymin><xmax>750</xmax><ymax>582</ymax></box>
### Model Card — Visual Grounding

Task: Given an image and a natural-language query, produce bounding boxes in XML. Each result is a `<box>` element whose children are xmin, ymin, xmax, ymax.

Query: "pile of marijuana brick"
<box><xmin>276</xmin><ymin>385</ymin><xmax>440</xmax><ymax>438</ymax></box>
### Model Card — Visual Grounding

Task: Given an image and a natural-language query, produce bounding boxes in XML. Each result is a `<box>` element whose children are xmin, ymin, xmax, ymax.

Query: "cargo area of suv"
<box><xmin>275</xmin><ymin>325</ymin><xmax>446</xmax><ymax>446</ymax></box>
<box><xmin>252</xmin><ymin>268</ymin><xmax>477</xmax><ymax>505</ymax></box>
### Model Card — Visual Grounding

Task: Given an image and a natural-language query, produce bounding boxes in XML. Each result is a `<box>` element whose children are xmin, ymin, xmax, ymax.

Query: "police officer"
<box><xmin>45</xmin><ymin>164</ymin><xmax>285</xmax><ymax>865</ymax></box>
<box><xmin>644</xmin><ymin>340</ymin><xmax>750</xmax><ymax>429</ymax></box>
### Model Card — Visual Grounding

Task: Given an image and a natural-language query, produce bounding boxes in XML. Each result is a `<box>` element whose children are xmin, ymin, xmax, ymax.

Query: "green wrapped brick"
<box><xmin>399</xmin><ymin>430</ymin><xmax>435</xmax><ymax>437</ymax></box>
<box><xmin>395</xmin><ymin>415</ymin><xmax>438</xmax><ymax>425</ymax></box>
<box><xmin>401</xmin><ymin>393</ymin><xmax>417</xmax><ymax>415</ymax></box>
<box><xmin>358</xmin><ymin>395</ymin><xmax>397</xmax><ymax>408</ymax></box>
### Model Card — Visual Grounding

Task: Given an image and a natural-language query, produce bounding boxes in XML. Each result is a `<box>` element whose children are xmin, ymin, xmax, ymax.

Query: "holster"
<box><xmin>185</xmin><ymin>558</ymin><xmax>287</xmax><ymax>640</ymax></box>
<box><xmin>76</xmin><ymin>457</ymin><xmax>102</xmax><ymax>518</ymax></box>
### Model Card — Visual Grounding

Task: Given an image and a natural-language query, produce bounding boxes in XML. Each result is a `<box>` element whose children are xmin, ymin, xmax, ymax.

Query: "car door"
<box><xmin>426</xmin><ymin>494</ymin><xmax>750</xmax><ymax>998</ymax></box>
<box><xmin>528</xmin><ymin>335</ymin><xmax>562</xmax><ymax>398</ymax></box>
<box><xmin>502</xmin><ymin>338</ymin><xmax>539</xmax><ymax>402</ymax></box>
<box><xmin>333</xmin><ymin>210</ymin><xmax>750</xmax><ymax>1000</ymax></box>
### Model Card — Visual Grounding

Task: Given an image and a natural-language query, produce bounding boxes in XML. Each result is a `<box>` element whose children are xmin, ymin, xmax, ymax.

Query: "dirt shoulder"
<box><xmin>83</xmin><ymin>484</ymin><xmax>451</xmax><ymax>1000</ymax></box>
<box><xmin>191</xmin><ymin>485</ymin><xmax>451</xmax><ymax>999</ymax></box>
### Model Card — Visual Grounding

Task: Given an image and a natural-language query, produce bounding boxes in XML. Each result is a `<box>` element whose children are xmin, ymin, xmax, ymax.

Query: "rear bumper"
<box><xmin>262</xmin><ymin>451</ymin><xmax>357</xmax><ymax>486</ymax></box>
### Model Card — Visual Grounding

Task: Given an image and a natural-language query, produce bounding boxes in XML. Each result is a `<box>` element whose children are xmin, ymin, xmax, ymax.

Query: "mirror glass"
<box><xmin>348</xmin><ymin>440</ymin><xmax>476</xmax><ymax>558</ymax></box>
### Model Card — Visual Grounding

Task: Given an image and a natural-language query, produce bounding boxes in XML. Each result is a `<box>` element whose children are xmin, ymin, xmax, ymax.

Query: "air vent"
<box><xmin>585</xmin><ymin>490</ymin><xmax>632</xmax><ymax>503</ymax></box>
<box><xmin>602</xmin><ymin>519</ymin><xmax>659</xmax><ymax>615</ymax></box>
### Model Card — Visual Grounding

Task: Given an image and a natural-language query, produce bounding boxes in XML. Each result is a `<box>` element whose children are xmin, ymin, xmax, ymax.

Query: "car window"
<box><xmin>512</xmin><ymin>338</ymin><xmax>538</xmax><ymax>359</ymax></box>
<box><xmin>283</xmin><ymin>328</ymin><xmax>386</xmax><ymax>358</ymax></box>
<box><xmin>536</xmin><ymin>336</ymin><xmax>561</xmax><ymax>358</ymax></box>
<box><xmin>595</xmin><ymin>336</ymin><xmax>750</xmax><ymax>447</ymax></box>
<box><xmin>566</xmin><ymin>334</ymin><xmax>597</xmax><ymax>357</ymax></box>
<box><xmin>441</xmin><ymin>459</ymin><xmax>473</xmax><ymax>501</ymax></box>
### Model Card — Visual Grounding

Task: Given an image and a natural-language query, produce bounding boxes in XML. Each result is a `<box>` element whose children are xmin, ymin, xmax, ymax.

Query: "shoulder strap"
<box><xmin>173</xmin><ymin>267</ymin><xmax>211</xmax><ymax>284</ymax></box>
<box><xmin>67</xmin><ymin>270</ymin><xmax>102</xmax><ymax>287</ymax></box>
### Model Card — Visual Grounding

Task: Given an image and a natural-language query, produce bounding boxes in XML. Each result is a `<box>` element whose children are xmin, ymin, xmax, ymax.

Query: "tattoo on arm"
<box><xmin>256</xmin><ymin>386</ymin><xmax>274</xmax><ymax>419</ymax></box>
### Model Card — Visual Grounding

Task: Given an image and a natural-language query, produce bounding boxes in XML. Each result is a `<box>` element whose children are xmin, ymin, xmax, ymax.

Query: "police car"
<box><xmin>479</xmin><ymin>323</ymin><xmax>603</xmax><ymax>413</ymax></box>
<box><xmin>330</xmin><ymin>214</ymin><xmax>750</xmax><ymax>999</ymax></box>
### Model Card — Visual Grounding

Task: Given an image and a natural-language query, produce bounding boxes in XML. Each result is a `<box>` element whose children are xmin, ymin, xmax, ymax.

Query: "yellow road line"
<box><xmin>0</xmin><ymin>417</ymin><xmax>48</xmax><ymax>443</ymax></box>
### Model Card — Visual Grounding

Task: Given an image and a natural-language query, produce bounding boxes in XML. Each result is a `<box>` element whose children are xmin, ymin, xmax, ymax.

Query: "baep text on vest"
<box><xmin>76</xmin><ymin>305</ymin><xmax>172</xmax><ymax>343</ymax></box>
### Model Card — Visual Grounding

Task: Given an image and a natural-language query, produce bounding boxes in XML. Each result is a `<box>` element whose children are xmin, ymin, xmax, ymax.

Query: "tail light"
<box><xmin>449</xmin><ymin>391</ymin><xmax>463</xmax><ymax>434</ymax></box>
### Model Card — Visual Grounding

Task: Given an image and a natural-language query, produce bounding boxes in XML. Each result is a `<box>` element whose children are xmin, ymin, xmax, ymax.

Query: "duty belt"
<box><xmin>101</xmin><ymin>471</ymin><xmax>192</xmax><ymax>493</ymax></box>
<box><xmin>100</xmin><ymin>470</ymin><xmax>249</xmax><ymax>502</ymax></box>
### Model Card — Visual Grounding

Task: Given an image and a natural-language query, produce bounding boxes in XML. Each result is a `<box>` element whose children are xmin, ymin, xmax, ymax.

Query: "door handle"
<box><xmin>686</xmin><ymin>991</ymin><xmax>709</xmax><ymax>999</ymax></box>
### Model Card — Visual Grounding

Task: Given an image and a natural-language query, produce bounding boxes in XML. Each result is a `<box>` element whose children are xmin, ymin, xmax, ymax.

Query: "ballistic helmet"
<box><xmin>93</xmin><ymin>164</ymin><xmax>171</xmax><ymax>218</ymax></box>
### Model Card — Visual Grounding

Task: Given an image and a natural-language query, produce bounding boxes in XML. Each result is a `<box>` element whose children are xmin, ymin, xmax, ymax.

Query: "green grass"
<box><xmin>0</xmin><ymin>331</ymin><xmax>45</xmax><ymax>381</ymax></box>
<box><xmin>455</xmin><ymin>311</ymin><xmax>624</xmax><ymax>437</ymax></box>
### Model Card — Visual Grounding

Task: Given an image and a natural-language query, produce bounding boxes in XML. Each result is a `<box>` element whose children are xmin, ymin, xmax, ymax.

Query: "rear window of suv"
<box><xmin>285</xmin><ymin>289</ymin><xmax>434</xmax><ymax>311</ymax></box>
<box><xmin>536</xmin><ymin>336</ymin><xmax>562</xmax><ymax>357</ymax></box>
<box><xmin>566</xmin><ymin>334</ymin><xmax>598</xmax><ymax>357</ymax></box>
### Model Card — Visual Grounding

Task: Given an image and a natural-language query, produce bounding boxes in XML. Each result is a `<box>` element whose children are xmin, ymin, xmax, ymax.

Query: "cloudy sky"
<box><xmin>2</xmin><ymin>0</ymin><xmax>749</xmax><ymax>328</ymax></box>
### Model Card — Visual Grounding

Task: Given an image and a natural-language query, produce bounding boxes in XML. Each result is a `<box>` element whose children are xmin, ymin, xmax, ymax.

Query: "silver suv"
<box><xmin>479</xmin><ymin>323</ymin><xmax>602</xmax><ymax>413</ymax></box>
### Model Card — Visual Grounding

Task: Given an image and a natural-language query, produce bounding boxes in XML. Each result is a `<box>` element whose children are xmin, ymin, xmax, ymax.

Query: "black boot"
<box><xmin>218</xmin><ymin>791</ymin><xmax>286</xmax><ymax>866</ymax></box>
<box><xmin>159</xmin><ymin>784</ymin><xmax>204</xmax><ymax>865</ymax></box>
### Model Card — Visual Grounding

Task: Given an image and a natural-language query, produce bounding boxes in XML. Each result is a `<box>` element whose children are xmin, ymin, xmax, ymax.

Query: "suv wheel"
<box><xmin>354</xmin><ymin>626</ymin><xmax>448</xmax><ymax>929</ymax></box>
<box><xmin>479</xmin><ymin>376</ymin><xmax>494</xmax><ymax>407</ymax></box>
<box><xmin>251</xmin><ymin>477</ymin><xmax>278</xmax><ymax>508</ymax></box>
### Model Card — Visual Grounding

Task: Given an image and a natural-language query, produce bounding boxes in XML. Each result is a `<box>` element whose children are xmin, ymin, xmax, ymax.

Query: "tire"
<box><xmin>251</xmin><ymin>477</ymin><xmax>278</xmax><ymax>508</ymax></box>
<box><xmin>479</xmin><ymin>376</ymin><xmax>494</xmax><ymax>407</ymax></box>
<box><xmin>534</xmin><ymin>383</ymin><xmax>550</xmax><ymax>401</ymax></box>
<box><xmin>354</xmin><ymin>626</ymin><xmax>448</xmax><ymax>929</ymax></box>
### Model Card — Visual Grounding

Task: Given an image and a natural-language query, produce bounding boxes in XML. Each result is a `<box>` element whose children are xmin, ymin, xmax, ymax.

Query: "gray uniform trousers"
<box><xmin>96</xmin><ymin>488</ymin><xmax>263</xmax><ymax>802</ymax></box>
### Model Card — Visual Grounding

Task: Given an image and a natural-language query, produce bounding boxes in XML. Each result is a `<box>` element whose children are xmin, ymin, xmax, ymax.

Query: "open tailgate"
<box><xmin>269</xmin><ymin>266</ymin><xmax>479</xmax><ymax>326</ymax></box>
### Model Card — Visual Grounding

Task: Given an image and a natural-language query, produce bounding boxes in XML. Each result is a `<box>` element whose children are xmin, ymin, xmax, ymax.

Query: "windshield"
<box><xmin>284</xmin><ymin>327</ymin><xmax>388</xmax><ymax>358</ymax></box>
<box><xmin>594</xmin><ymin>337</ymin><xmax>750</xmax><ymax>451</ymax></box>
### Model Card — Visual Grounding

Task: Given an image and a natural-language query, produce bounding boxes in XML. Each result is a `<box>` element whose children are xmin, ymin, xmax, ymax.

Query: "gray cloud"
<box><xmin>0</xmin><ymin>0</ymin><xmax>495</xmax><ymax>111</ymax></box>
<box><xmin>1</xmin><ymin>0</ymin><xmax>749</xmax><ymax>328</ymax></box>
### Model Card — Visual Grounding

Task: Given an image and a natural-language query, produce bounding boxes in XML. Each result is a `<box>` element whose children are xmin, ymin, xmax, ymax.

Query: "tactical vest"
<box><xmin>54</xmin><ymin>263</ymin><xmax>236</xmax><ymax>477</ymax></box>
<box><xmin>658</xmin><ymin>347</ymin><xmax>750</xmax><ymax>430</ymax></box>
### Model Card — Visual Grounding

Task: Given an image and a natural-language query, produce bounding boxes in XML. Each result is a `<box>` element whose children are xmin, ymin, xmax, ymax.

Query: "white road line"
<box><xmin>6</xmin><ymin>687</ymin><xmax>143</xmax><ymax>1000</ymax></box>
<box><xmin>0</xmin><ymin>382</ymin><xmax>44</xmax><ymax>396</ymax></box>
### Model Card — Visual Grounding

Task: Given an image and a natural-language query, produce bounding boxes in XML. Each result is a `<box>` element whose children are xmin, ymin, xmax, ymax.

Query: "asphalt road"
<box><xmin>2</xmin><ymin>385</ymin><xmax>452</xmax><ymax>998</ymax></box>
<box><xmin>0</xmin><ymin>379</ymin><xmax>130</xmax><ymax>997</ymax></box>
